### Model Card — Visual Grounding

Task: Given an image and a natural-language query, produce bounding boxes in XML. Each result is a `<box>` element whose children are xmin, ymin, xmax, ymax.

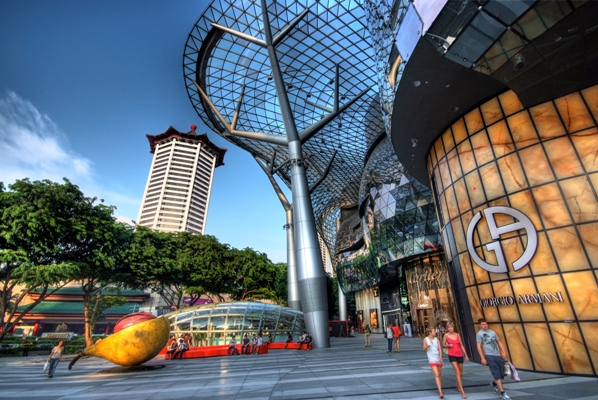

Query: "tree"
<box><xmin>69</xmin><ymin>218</ymin><xmax>135</xmax><ymax>347</ymax></box>
<box><xmin>126</xmin><ymin>229</ymin><xmax>229</xmax><ymax>310</ymax></box>
<box><xmin>225</xmin><ymin>247</ymin><xmax>277</xmax><ymax>301</ymax></box>
<box><xmin>0</xmin><ymin>179</ymin><xmax>97</xmax><ymax>341</ymax></box>
<box><xmin>85</xmin><ymin>293</ymin><xmax>127</xmax><ymax>337</ymax></box>
<box><xmin>273</xmin><ymin>262</ymin><xmax>288</xmax><ymax>306</ymax></box>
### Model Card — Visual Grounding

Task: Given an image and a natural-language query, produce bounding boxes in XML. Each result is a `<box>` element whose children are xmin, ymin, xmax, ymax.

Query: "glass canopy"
<box><xmin>184</xmin><ymin>0</ymin><xmax>383</xmax><ymax>255</ymax></box>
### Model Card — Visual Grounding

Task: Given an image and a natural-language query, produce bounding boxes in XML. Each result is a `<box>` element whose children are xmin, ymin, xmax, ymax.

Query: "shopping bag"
<box><xmin>43</xmin><ymin>361</ymin><xmax>49</xmax><ymax>372</ymax></box>
<box><xmin>508</xmin><ymin>361</ymin><xmax>520</xmax><ymax>381</ymax></box>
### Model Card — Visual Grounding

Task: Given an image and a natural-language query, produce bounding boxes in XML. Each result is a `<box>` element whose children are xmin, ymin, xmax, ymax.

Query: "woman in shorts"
<box><xmin>443</xmin><ymin>322</ymin><xmax>469</xmax><ymax>399</ymax></box>
<box><xmin>423</xmin><ymin>328</ymin><xmax>444</xmax><ymax>398</ymax></box>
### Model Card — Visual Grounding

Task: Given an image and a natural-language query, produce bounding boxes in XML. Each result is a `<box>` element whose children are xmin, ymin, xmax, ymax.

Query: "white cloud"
<box><xmin>0</xmin><ymin>91</ymin><xmax>139</xmax><ymax>220</ymax></box>
<box><xmin>0</xmin><ymin>91</ymin><xmax>93</xmax><ymax>185</ymax></box>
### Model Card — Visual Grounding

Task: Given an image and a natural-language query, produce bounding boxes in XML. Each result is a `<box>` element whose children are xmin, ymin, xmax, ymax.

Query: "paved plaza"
<box><xmin>0</xmin><ymin>335</ymin><xmax>596</xmax><ymax>399</ymax></box>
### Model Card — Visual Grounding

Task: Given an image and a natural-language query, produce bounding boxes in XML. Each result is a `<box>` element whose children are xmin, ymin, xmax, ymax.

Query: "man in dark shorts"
<box><xmin>476</xmin><ymin>318</ymin><xmax>511</xmax><ymax>400</ymax></box>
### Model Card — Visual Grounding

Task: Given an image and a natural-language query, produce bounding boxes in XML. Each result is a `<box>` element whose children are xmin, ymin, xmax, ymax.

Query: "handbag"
<box><xmin>508</xmin><ymin>361</ymin><xmax>520</xmax><ymax>381</ymax></box>
<box><xmin>43</xmin><ymin>361</ymin><xmax>49</xmax><ymax>372</ymax></box>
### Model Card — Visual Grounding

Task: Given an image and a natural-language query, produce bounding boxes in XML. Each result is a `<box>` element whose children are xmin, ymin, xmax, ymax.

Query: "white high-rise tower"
<box><xmin>137</xmin><ymin>125</ymin><xmax>226</xmax><ymax>233</ymax></box>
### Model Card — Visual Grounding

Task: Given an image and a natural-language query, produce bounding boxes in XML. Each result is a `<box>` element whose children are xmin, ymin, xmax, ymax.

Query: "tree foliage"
<box><xmin>0</xmin><ymin>179</ymin><xmax>100</xmax><ymax>340</ymax></box>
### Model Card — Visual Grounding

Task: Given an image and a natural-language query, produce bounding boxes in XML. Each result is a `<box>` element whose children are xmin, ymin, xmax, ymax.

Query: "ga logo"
<box><xmin>466</xmin><ymin>206</ymin><xmax>537</xmax><ymax>273</ymax></box>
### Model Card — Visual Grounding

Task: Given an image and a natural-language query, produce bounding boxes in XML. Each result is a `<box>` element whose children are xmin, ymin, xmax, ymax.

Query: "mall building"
<box><xmin>185</xmin><ymin>0</ymin><xmax>598</xmax><ymax>376</ymax></box>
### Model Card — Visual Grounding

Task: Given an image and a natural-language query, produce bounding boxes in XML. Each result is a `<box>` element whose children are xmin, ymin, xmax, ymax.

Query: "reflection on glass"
<box><xmin>166</xmin><ymin>302</ymin><xmax>306</xmax><ymax>347</ymax></box>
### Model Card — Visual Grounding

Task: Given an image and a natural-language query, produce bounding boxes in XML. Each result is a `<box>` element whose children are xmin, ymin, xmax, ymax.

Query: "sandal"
<box><xmin>439</xmin><ymin>392</ymin><xmax>444</xmax><ymax>399</ymax></box>
<box><xmin>461</xmin><ymin>394</ymin><xmax>467</xmax><ymax>399</ymax></box>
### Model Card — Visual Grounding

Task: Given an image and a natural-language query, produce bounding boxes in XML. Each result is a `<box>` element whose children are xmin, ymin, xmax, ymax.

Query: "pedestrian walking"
<box><xmin>392</xmin><ymin>323</ymin><xmax>401</xmax><ymax>352</ymax></box>
<box><xmin>363</xmin><ymin>323</ymin><xmax>371</xmax><ymax>347</ymax></box>
<box><xmin>386</xmin><ymin>324</ymin><xmax>394</xmax><ymax>353</ymax></box>
<box><xmin>443</xmin><ymin>322</ymin><xmax>469</xmax><ymax>398</ymax></box>
<box><xmin>423</xmin><ymin>328</ymin><xmax>444</xmax><ymax>398</ymax></box>
<box><xmin>476</xmin><ymin>318</ymin><xmax>511</xmax><ymax>400</ymax></box>
<box><xmin>46</xmin><ymin>341</ymin><xmax>64</xmax><ymax>378</ymax></box>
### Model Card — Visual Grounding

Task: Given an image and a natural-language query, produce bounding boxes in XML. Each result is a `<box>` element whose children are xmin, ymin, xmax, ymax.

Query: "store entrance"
<box><xmin>416</xmin><ymin>308</ymin><xmax>432</xmax><ymax>338</ymax></box>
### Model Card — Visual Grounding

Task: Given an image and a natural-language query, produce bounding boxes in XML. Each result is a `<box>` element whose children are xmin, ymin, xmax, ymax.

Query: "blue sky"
<box><xmin>0</xmin><ymin>0</ymin><xmax>290</xmax><ymax>263</ymax></box>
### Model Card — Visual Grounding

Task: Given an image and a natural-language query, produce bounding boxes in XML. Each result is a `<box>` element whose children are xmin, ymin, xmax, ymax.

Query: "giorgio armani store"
<box><xmin>389</xmin><ymin>0</ymin><xmax>598</xmax><ymax>376</ymax></box>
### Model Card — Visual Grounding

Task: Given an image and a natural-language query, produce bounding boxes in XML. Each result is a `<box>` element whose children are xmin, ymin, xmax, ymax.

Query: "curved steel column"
<box><xmin>338</xmin><ymin>282</ymin><xmax>347</xmax><ymax>321</ymax></box>
<box><xmin>285</xmin><ymin>209</ymin><xmax>301</xmax><ymax>311</ymax></box>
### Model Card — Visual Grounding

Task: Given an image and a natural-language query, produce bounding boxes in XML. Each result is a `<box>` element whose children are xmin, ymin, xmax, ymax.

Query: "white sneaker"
<box><xmin>501</xmin><ymin>392</ymin><xmax>511</xmax><ymax>400</ymax></box>
<box><xmin>491</xmin><ymin>382</ymin><xmax>500</xmax><ymax>395</ymax></box>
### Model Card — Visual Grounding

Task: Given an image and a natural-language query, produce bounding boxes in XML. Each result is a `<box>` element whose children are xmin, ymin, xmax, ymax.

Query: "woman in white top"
<box><xmin>46</xmin><ymin>341</ymin><xmax>64</xmax><ymax>378</ymax></box>
<box><xmin>386</xmin><ymin>324</ymin><xmax>394</xmax><ymax>353</ymax></box>
<box><xmin>423</xmin><ymin>328</ymin><xmax>444</xmax><ymax>398</ymax></box>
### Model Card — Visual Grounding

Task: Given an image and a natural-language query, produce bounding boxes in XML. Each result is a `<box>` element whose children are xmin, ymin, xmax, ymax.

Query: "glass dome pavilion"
<box><xmin>164</xmin><ymin>302</ymin><xmax>306</xmax><ymax>347</ymax></box>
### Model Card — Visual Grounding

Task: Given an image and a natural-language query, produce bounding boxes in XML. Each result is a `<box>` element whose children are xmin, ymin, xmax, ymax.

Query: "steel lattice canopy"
<box><xmin>183</xmin><ymin>0</ymin><xmax>384</xmax><ymax>252</ymax></box>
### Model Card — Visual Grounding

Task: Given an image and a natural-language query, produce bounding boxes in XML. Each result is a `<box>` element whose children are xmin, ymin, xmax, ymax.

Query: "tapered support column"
<box><xmin>284</xmin><ymin>210</ymin><xmax>301</xmax><ymax>311</ymax></box>
<box><xmin>338</xmin><ymin>282</ymin><xmax>347</xmax><ymax>321</ymax></box>
<box><xmin>288</xmin><ymin>140</ymin><xmax>330</xmax><ymax>349</ymax></box>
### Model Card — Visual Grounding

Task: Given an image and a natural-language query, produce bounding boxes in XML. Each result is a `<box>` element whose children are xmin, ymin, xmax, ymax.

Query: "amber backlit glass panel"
<box><xmin>511</xmin><ymin>278</ymin><xmax>544</xmax><ymax>321</ymax></box>
<box><xmin>551</xmin><ymin>323</ymin><xmax>593</xmax><ymax>375</ymax></box>
<box><xmin>447</xmin><ymin>148</ymin><xmax>462</xmax><ymax>182</ymax></box>
<box><xmin>434</xmin><ymin>133</ymin><xmax>446</xmax><ymax>162</ymax></box>
<box><xmin>465</xmin><ymin>171</ymin><xmax>486</xmax><ymax>207</ymax></box>
<box><xmin>543</xmin><ymin>137</ymin><xmax>584</xmax><ymax>179</ymax></box>
<box><xmin>528</xmin><ymin>232</ymin><xmax>559</xmax><ymax>275</ymax></box>
<box><xmin>480</xmin><ymin>97</ymin><xmax>503</xmax><ymax>126</ymax></box>
<box><xmin>508</xmin><ymin>111</ymin><xmax>539</xmax><ymax>150</ymax></box>
<box><xmin>470</xmin><ymin>204</ymin><xmax>492</xmax><ymax>245</ymax></box>
<box><xmin>562</xmin><ymin>271</ymin><xmax>598</xmax><ymax>320</ymax></box>
<box><xmin>429</xmin><ymin>144</ymin><xmax>438</xmax><ymax>167</ymax></box>
<box><xmin>487</xmin><ymin>120</ymin><xmax>515</xmax><ymax>157</ymax></box>
<box><xmin>501</xmin><ymin>237</ymin><xmax>531</xmax><ymax>279</ymax></box>
<box><xmin>534</xmin><ymin>275</ymin><xmax>574</xmax><ymax>321</ymax></box>
<box><xmin>453</xmin><ymin>178</ymin><xmax>471</xmax><ymax>214</ymax></box>
<box><xmin>571</xmin><ymin>128</ymin><xmax>598</xmax><ymax>173</ymax></box>
<box><xmin>519</xmin><ymin>145</ymin><xmax>554</xmax><ymax>186</ymax></box>
<box><xmin>577</xmin><ymin>222</ymin><xmax>598</xmax><ymax>266</ymax></box>
<box><xmin>471</xmin><ymin>254</ymin><xmax>490</xmax><ymax>284</ymax></box>
<box><xmin>503</xmin><ymin>324</ymin><xmax>533</xmax><ymax>370</ymax></box>
<box><xmin>457</xmin><ymin>140</ymin><xmax>477</xmax><ymax>175</ymax></box>
<box><xmin>499</xmin><ymin>90</ymin><xmax>524</xmax><ymax>117</ymax></box>
<box><xmin>579</xmin><ymin>322</ymin><xmax>598</xmax><ymax>372</ymax></box>
<box><xmin>438</xmin><ymin>157</ymin><xmax>452</xmax><ymax>191</ymax></box>
<box><xmin>492</xmin><ymin>281</ymin><xmax>519</xmax><ymax>322</ymax></box>
<box><xmin>439</xmin><ymin>193</ymin><xmax>449</xmax><ymax>228</ymax></box>
<box><xmin>442</xmin><ymin>128</ymin><xmax>455</xmax><ymax>153</ymax></box>
<box><xmin>452</xmin><ymin>118</ymin><xmax>468</xmax><ymax>145</ymax></box>
<box><xmin>479</xmin><ymin>162</ymin><xmax>505</xmax><ymax>200</ymax></box>
<box><xmin>467</xmin><ymin>287</ymin><xmax>484</xmax><ymax>322</ymax></box>
<box><xmin>590</xmin><ymin>172</ymin><xmax>598</xmax><ymax>198</ymax></box>
<box><xmin>451</xmin><ymin>218</ymin><xmax>466</xmax><ymax>254</ymax></box>
<box><xmin>478</xmin><ymin>284</ymin><xmax>499</xmax><ymax>321</ymax></box>
<box><xmin>445</xmin><ymin>185</ymin><xmax>459</xmax><ymax>221</ymax></box>
<box><xmin>555</xmin><ymin>92</ymin><xmax>594</xmax><ymax>133</ymax></box>
<box><xmin>498</xmin><ymin>154</ymin><xmax>528</xmax><ymax>193</ymax></box>
<box><xmin>532</xmin><ymin>183</ymin><xmax>572</xmax><ymax>229</ymax></box>
<box><xmin>459</xmin><ymin>252</ymin><xmax>475</xmax><ymax>286</ymax></box>
<box><xmin>470</xmin><ymin>130</ymin><xmax>494</xmax><ymax>167</ymax></box>
<box><xmin>465</xmin><ymin>107</ymin><xmax>484</xmax><ymax>135</ymax></box>
<box><xmin>560</xmin><ymin>176</ymin><xmax>598</xmax><ymax>223</ymax></box>
<box><xmin>427</xmin><ymin>86</ymin><xmax>598</xmax><ymax>376</ymax></box>
<box><xmin>530</xmin><ymin>101</ymin><xmax>566</xmax><ymax>140</ymax></box>
<box><xmin>547</xmin><ymin>227</ymin><xmax>590</xmax><ymax>271</ymax></box>
<box><xmin>508</xmin><ymin>190</ymin><xmax>542</xmax><ymax>230</ymax></box>
<box><xmin>581</xmin><ymin>85</ymin><xmax>598</xmax><ymax>117</ymax></box>
<box><xmin>524</xmin><ymin>323</ymin><xmax>561</xmax><ymax>373</ymax></box>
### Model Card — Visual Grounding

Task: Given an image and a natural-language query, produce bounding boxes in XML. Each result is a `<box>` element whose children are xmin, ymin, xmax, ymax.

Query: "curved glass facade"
<box><xmin>336</xmin><ymin>137</ymin><xmax>442</xmax><ymax>293</ymax></box>
<box><xmin>428</xmin><ymin>85</ymin><xmax>598</xmax><ymax>376</ymax></box>
<box><xmin>165</xmin><ymin>302</ymin><xmax>306</xmax><ymax>347</ymax></box>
